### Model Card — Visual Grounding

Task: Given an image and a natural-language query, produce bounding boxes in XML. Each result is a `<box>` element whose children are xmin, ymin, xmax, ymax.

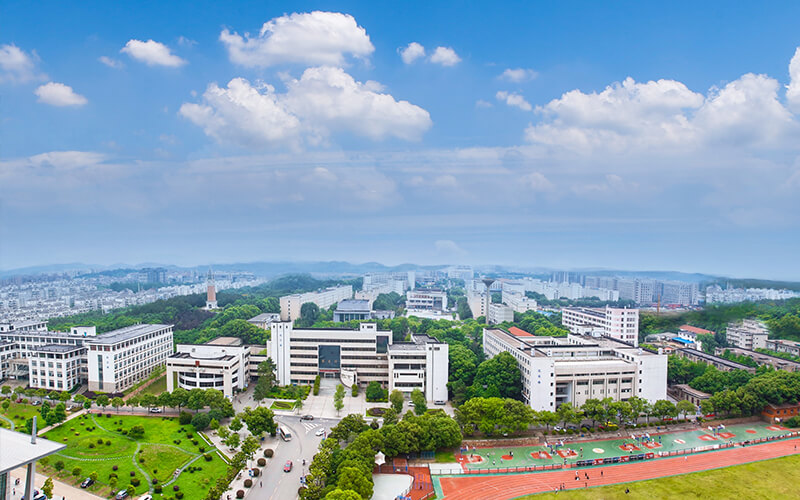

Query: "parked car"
<box><xmin>315</xmin><ymin>428</ymin><xmax>325</xmax><ymax>437</ymax></box>
<box><xmin>32</xmin><ymin>400</ymin><xmax>41</xmax><ymax>406</ymax></box>
<box><xmin>138</xmin><ymin>495</ymin><xmax>153</xmax><ymax>500</ymax></box>
<box><xmin>80</xmin><ymin>477</ymin><xmax>95</xmax><ymax>488</ymax></box>
<box><xmin>553</xmin><ymin>426</ymin><xmax>563</xmax><ymax>432</ymax></box>
<box><xmin>284</xmin><ymin>460</ymin><xmax>293</xmax><ymax>472</ymax></box>
<box><xmin>115</xmin><ymin>490</ymin><xmax>129</xmax><ymax>499</ymax></box>
<box><xmin>21</xmin><ymin>490</ymin><xmax>46</xmax><ymax>500</ymax></box>
<box><xmin>148</xmin><ymin>407</ymin><xmax>162</xmax><ymax>413</ymax></box>
<box><xmin>300</xmin><ymin>414</ymin><xmax>314</xmax><ymax>420</ymax></box>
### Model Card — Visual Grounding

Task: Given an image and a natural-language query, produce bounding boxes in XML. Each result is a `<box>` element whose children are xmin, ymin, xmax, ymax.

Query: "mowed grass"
<box><xmin>520</xmin><ymin>454</ymin><xmax>800</xmax><ymax>500</ymax></box>
<box><xmin>436</xmin><ymin>450</ymin><xmax>457</xmax><ymax>463</ymax></box>
<box><xmin>39</xmin><ymin>413</ymin><xmax>219</xmax><ymax>497</ymax></box>
<box><xmin>0</xmin><ymin>400</ymin><xmax>44</xmax><ymax>429</ymax></box>
<box><xmin>152</xmin><ymin>450</ymin><xmax>229</xmax><ymax>500</ymax></box>
<box><xmin>270</xmin><ymin>400</ymin><xmax>296</xmax><ymax>410</ymax></box>
<box><xmin>138</xmin><ymin>374</ymin><xmax>167</xmax><ymax>396</ymax></box>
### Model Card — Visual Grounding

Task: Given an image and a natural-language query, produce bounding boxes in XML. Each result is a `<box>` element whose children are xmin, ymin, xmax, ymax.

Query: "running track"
<box><xmin>438</xmin><ymin>436</ymin><xmax>800</xmax><ymax>499</ymax></box>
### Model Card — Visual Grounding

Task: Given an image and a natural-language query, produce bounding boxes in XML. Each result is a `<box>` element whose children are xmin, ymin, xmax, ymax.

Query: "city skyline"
<box><xmin>2</xmin><ymin>2</ymin><xmax>800</xmax><ymax>279</ymax></box>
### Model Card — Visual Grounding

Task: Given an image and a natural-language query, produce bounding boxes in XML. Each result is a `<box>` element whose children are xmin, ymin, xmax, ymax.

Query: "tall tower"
<box><xmin>205</xmin><ymin>269</ymin><xmax>218</xmax><ymax>310</ymax></box>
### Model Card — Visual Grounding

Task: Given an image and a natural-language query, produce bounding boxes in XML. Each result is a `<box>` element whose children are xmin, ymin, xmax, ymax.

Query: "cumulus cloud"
<box><xmin>429</xmin><ymin>46</ymin><xmax>460</xmax><ymax>66</ymax></box>
<box><xmin>98</xmin><ymin>56</ymin><xmax>123</xmax><ymax>68</ymax></box>
<box><xmin>400</xmin><ymin>42</ymin><xmax>425</xmax><ymax>64</ymax></box>
<box><xmin>526</xmin><ymin>72</ymin><xmax>799</xmax><ymax>153</ymax></box>
<box><xmin>522</xmin><ymin>172</ymin><xmax>554</xmax><ymax>192</ymax></box>
<box><xmin>500</xmin><ymin>68</ymin><xmax>537</xmax><ymax>82</ymax></box>
<box><xmin>496</xmin><ymin>90</ymin><xmax>532</xmax><ymax>111</ymax></box>
<box><xmin>34</xmin><ymin>82</ymin><xmax>88</xmax><ymax>107</ymax></box>
<box><xmin>787</xmin><ymin>47</ymin><xmax>800</xmax><ymax>112</ymax></box>
<box><xmin>0</xmin><ymin>44</ymin><xmax>44</xmax><ymax>83</ymax></box>
<box><xmin>220</xmin><ymin>11</ymin><xmax>374</xmax><ymax>67</ymax></box>
<box><xmin>180</xmin><ymin>67</ymin><xmax>432</xmax><ymax>148</ymax></box>
<box><xmin>121</xmin><ymin>39</ymin><xmax>186</xmax><ymax>67</ymax></box>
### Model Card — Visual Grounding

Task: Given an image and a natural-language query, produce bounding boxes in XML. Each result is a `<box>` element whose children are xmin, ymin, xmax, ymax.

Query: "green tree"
<box><xmin>336</xmin><ymin>466</ymin><xmax>373</xmax><ymax>500</ymax></box>
<box><xmin>209</xmin><ymin>418</ymin><xmax>220</xmax><ymax>431</ymax></box>
<box><xmin>455</xmin><ymin>397</ymin><xmax>535</xmax><ymax>436</ymax></box>
<box><xmin>187</xmin><ymin>388</ymin><xmax>208</xmax><ymax>412</ymax></box>
<box><xmin>58</xmin><ymin>391</ymin><xmax>71</xmax><ymax>403</ymax></box>
<box><xmin>334</xmin><ymin>385</ymin><xmax>345</xmax><ymax>416</ymax></box>
<box><xmin>128</xmin><ymin>424</ymin><xmax>145</xmax><ymax>439</ymax></box>
<box><xmin>171</xmin><ymin>387</ymin><xmax>189</xmax><ymax>411</ymax></box>
<box><xmin>652</xmin><ymin>399</ymin><xmax>678</xmax><ymax>420</ymax></box>
<box><xmin>229</xmin><ymin>416</ymin><xmax>244</xmax><ymax>433</ymax></box>
<box><xmin>389</xmin><ymin>390</ymin><xmax>404</xmax><ymax>414</ymax></box>
<box><xmin>676</xmin><ymin>400</ymin><xmax>696</xmax><ymax>419</ymax></box>
<box><xmin>111</xmin><ymin>397</ymin><xmax>124</xmax><ymax>413</ymax></box>
<box><xmin>241</xmin><ymin>407</ymin><xmax>277</xmax><ymax>436</ymax></box>
<box><xmin>365</xmin><ymin>381</ymin><xmax>386</xmax><ymax>402</ymax></box>
<box><xmin>157</xmin><ymin>391</ymin><xmax>172</xmax><ymax>411</ymax></box>
<box><xmin>126</xmin><ymin>484</ymin><xmax>136</xmax><ymax>498</ymax></box>
<box><xmin>217</xmin><ymin>426</ymin><xmax>231</xmax><ymax>440</ymax></box>
<box><xmin>700</xmin><ymin>399</ymin><xmax>714</xmax><ymax>415</ymax></box>
<box><xmin>253</xmin><ymin>358</ymin><xmax>277</xmax><ymax>401</ymax></box>
<box><xmin>96</xmin><ymin>394</ymin><xmax>109</xmax><ymax>410</ymax></box>
<box><xmin>410</xmin><ymin>389</ymin><xmax>427</xmax><ymax>416</ymax></box>
<box><xmin>470</xmin><ymin>352</ymin><xmax>522</xmax><ymax>400</ymax></box>
<box><xmin>299</xmin><ymin>302</ymin><xmax>321</xmax><ymax>327</ymax></box>
<box><xmin>139</xmin><ymin>393</ymin><xmax>157</xmax><ymax>410</ymax></box>
<box><xmin>556</xmin><ymin>402</ymin><xmax>578</xmax><ymax>428</ymax></box>
<box><xmin>241</xmin><ymin>435</ymin><xmax>260</xmax><ymax>460</ymax></box>
<box><xmin>0</xmin><ymin>385</ymin><xmax>11</xmax><ymax>396</ymax></box>
<box><xmin>537</xmin><ymin>410</ymin><xmax>559</xmax><ymax>431</ymax></box>
<box><xmin>42</xmin><ymin>477</ymin><xmax>54</xmax><ymax>499</ymax></box>
<box><xmin>127</xmin><ymin>395</ymin><xmax>140</xmax><ymax>413</ymax></box>
<box><xmin>225</xmin><ymin>432</ymin><xmax>240</xmax><ymax>449</ymax></box>
<box><xmin>324</xmin><ymin>488</ymin><xmax>363</xmax><ymax>500</ymax></box>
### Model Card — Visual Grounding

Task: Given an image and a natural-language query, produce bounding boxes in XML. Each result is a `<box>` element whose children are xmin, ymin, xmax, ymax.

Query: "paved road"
<box><xmin>250</xmin><ymin>415</ymin><xmax>338</xmax><ymax>500</ymax></box>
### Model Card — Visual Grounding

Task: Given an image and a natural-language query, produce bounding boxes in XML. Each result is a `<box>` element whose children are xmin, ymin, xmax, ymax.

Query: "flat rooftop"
<box><xmin>248</xmin><ymin>313</ymin><xmax>280</xmax><ymax>322</ymax></box>
<box><xmin>208</xmin><ymin>336</ymin><xmax>243</xmax><ymax>346</ymax></box>
<box><xmin>169</xmin><ymin>352</ymin><xmax>235</xmax><ymax>361</ymax></box>
<box><xmin>336</xmin><ymin>299</ymin><xmax>371</xmax><ymax>312</ymax></box>
<box><xmin>32</xmin><ymin>344</ymin><xmax>85</xmax><ymax>353</ymax></box>
<box><xmin>0</xmin><ymin>427</ymin><xmax>65</xmax><ymax>475</ymax></box>
<box><xmin>90</xmin><ymin>324</ymin><xmax>172</xmax><ymax>345</ymax></box>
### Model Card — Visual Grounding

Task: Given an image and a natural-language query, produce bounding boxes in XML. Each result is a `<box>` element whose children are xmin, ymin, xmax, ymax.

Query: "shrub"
<box><xmin>108</xmin><ymin>473</ymin><xmax>118</xmax><ymax>479</ymax></box>
<box><xmin>139</xmin><ymin>458</ymin><xmax>145</xmax><ymax>463</ymax></box>
<box><xmin>351</xmin><ymin>384</ymin><xmax>358</xmax><ymax>397</ymax></box>
<box><xmin>257</xmin><ymin>458</ymin><xmax>266</xmax><ymax>466</ymax></box>
<box><xmin>252</xmin><ymin>468</ymin><xmax>260</xmax><ymax>477</ymax></box>
<box><xmin>236</xmin><ymin>490</ymin><xmax>245</xmax><ymax>499</ymax></box>
<box><xmin>113</xmin><ymin>465</ymin><xmax>118</xmax><ymax>471</ymax></box>
<box><xmin>179</xmin><ymin>411</ymin><xmax>192</xmax><ymax>425</ymax></box>
<box><xmin>199</xmin><ymin>446</ymin><xmax>205</xmax><ymax>453</ymax></box>
<box><xmin>264</xmin><ymin>449</ymin><xmax>274</xmax><ymax>458</ymax></box>
<box><xmin>154</xmin><ymin>485</ymin><xmax>162</xmax><ymax>494</ymax></box>
<box><xmin>244</xmin><ymin>479</ymin><xmax>253</xmax><ymax>488</ymax></box>
<box><xmin>131</xmin><ymin>478</ymin><xmax>140</xmax><ymax>487</ymax></box>
<box><xmin>130</xmin><ymin>471</ymin><xmax>136</xmax><ymax>477</ymax></box>
<box><xmin>106</xmin><ymin>440</ymin><xmax>112</xmax><ymax>446</ymax></box>
<box><xmin>176</xmin><ymin>492</ymin><xmax>184</xmax><ymax>499</ymax></box>
<box><xmin>97</xmin><ymin>438</ymin><xmax>104</xmax><ymax>444</ymax></box>
<box><xmin>191</xmin><ymin>439</ymin><xmax>198</xmax><ymax>446</ymax></box>
<box><xmin>152</xmin><ymin>479</ymin><xmax>159</xmax><ymax>485</ymax></box>
<box><xmin>54</xmin><ymin>460</ymin><xmax>65</xmax><ymax>471</ymax></box>
<box><xmin>786</xmin><ymin>416</ymin><xmax>800</xmax><ymax>428</ymax></box>
<box><xmin>204</xmin><ymin>453</ymin><xmax>212</xmax><ymax>462</ymax></box>
<box><xmin>72</xmin><ymin>467</ymin><xmax>81</xmax><ymax>476</ymax></box>
<box><xmin>88</xmin><ymin>443</ymin><xmax>95</xmax><ymax>449</ymax></box>
<box><xmin>173</xmin><ymin>485</ymin><xmax>180</xmax><ymax>491</ymax></box>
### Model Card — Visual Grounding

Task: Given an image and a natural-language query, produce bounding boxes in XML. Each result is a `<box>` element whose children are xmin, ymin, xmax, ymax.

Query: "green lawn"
<box><xmin>138</xmin><ymin>374</ymin><xmax>168</xmax><ymax>396</ymax></box>
<box><xmin>435</xmin><ymin>450</ymin><xmax>456</xmax><ymax>463</ymax></box>
<box><xmin>0</xmin><ymin>400</ymin><xmax>43</xmax><ymax>429</ymax></box>
<box><xmin>520</xmin><ymin>454</ymin><xmax>800</xmax><ymax>500</ymax></box>
<box><xmin>39</xmin><ymin>413</ymin><xmax>224</xmax><ymax>499</ymax></box>
<box><xmin>270</xmin><ymin>400</ymin><xmax>296</xmax><ymax>410</ymax></box>
<box><xmin>154</xmin><ymin>450</ymin><xmax>229</xmax><ymax>500</ymax></box>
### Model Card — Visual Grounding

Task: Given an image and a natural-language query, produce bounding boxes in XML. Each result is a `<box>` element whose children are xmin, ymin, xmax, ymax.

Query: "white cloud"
<box><xmin>496</xmin><ymin>90</ymin><xmax>532</xmax><ymax>111</ymax></box>
<box><xmin>180</xmin><ymin>67</ymin><xmax>432</xmax><ymax>148</ymax></box>
<box><xmin>400</xmin><ymin>42</ymin><xmax>425</xmax><ymax>64</ymax></box>
<box><xmin>500</xmin><ymin>68</ymin><xmax>537</xmax><ymax>82</ymax></box>
<box><xmin>429</xmin><ymin>46</ymin><xmax>460</xmax><ymax>66</ymax></box>
<box><xmin>220</xmin><ymin>11</ymin><xmax>374</xmax><ymax>67</ymax></box>
<box><xmin>98</xmin><ymin>56</ymin><xmax>123</xmax><ymax>68</ymax></box>
<box><xmin>177</xmin><ymin>36</ymin><xmax>197</xmax><ymax>47</ymax></box>
<box><xmin>787</xmin><ymin>47</ymin><xmax>800</xmax><ymax>112</ymax></box>
<box><xmin>0</xmin><ymin>44</ymin><xmax>44</xmax><ymax>83</ymax></box>
<box><xmin>475</xmin><ymin>99</ymin><xmax>493</xmax><ymax>108</ymax></box>
<box><xmin>522</xmin><ymin>172</ymin><xmax>554</xmax><ymax>192</ymax></box>
<box><xmin>28</xmin><ymin>151</ymin><xmax>105</xmax><ymax>168</ymax></box>
<box><xmin>34</xmin><ymin>82</ymin><xmax>88</xmax><ymax>107</ymax></box>
<box><xmin>121</xmin><ymin>39</ymin><xmax>186</xmax><ymax>67</ymax></box>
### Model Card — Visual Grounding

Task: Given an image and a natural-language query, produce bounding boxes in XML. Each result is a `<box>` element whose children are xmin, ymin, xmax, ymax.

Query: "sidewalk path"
<box><xmin>8</xmin><ymin>467</ymin><xmax>103</xmax><ymax>500</ymax></box>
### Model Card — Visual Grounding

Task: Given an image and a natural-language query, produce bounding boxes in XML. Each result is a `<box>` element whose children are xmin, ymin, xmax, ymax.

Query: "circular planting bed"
<box><xmin>367</xmin><ymin>408</ymin><xmax>386</xmax><ymax>417</ymax></box>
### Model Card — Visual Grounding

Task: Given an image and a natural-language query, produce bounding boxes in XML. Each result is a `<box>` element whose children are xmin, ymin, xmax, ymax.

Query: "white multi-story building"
<box><xmin>562</xmin><ymin>307</ymin><xmax>640</xmax><ymax>346</ymax></box>
<box><xmin>0</xmin><ymin>323</ymin><xmax>96</xmax><ymax>382</ymax></box>
<box><xmin>87</xmin><ymin>324</ymin><xmax>173</xmax><ymax>393</ymax></box>
<box><xmin>247</xmin><ymin>313</ymin><xmax>280</xmax><ymax>330</ymax></box>
<box><xmin>487</xmin><ymin>303</ymin><xmax>514</xmax><ymax>325</ymax></box>
<box><xmin>0</xmin><ymin>340</ymin><xmax>17</xmax><ymax>380</ymax></box>
<box><xmin>502</xmin><ymin>290</ymin><xmax>537</xmax><ymax>313</ymax></box>
<box><xmin>765</xmin><ymin>338</ymin><xmax>800</xmax><ymax>357</ymax></box>
<box><xmin>406</xmin><ymin>290</ymin><xmax>448</xmax><ymax>311</ymax></box>
<box><xmin>483</xmin><ymin>327</ymin><xmax>667</xmax><ymax>411</ymax></box>
<box><xmin>467</xmin><ymin>290</ymin><xmax>488</xmax><ymax>318</ymax></box>
<box><xmin>725</xmin><ymin>319</ymin><xmax>769</xmax><ymax>350</ymax></box>
<box><xmin>166</xmin><ymin>337</ymin><xmax>250</xmax><ymax>398</ymax></box>
<box><xmin>279</xmin><ymin>285</ymin><xmax>353</xmax><ymax>321</ymax></box>
<box><xmin>268</xmin><ymin>322</ymin><xmax>448</xmax><ymax>401</ymax></box>
<box><xmin>28</xmin><ymin>344</ymin><xmax>86</xmax><ymax>391</ymax></box>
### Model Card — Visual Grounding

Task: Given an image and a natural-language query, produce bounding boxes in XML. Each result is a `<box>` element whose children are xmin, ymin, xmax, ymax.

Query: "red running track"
<box><xmin>439</xmin><ymin>437</ymin><xmax>800</xmax><ymax>499</ymax></box>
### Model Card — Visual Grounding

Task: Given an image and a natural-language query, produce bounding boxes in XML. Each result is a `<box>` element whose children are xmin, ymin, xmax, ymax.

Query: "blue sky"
<box><xmin>2</xmin><ymin>1</ymin><xmax>800</xmax><ymax>278</ymax></box>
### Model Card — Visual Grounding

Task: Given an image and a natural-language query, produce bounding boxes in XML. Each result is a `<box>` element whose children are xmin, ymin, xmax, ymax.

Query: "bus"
<box><xmin>278</xmin><ymin>426</ymin><xmax>292</xmax><ymax>441</ymax></box>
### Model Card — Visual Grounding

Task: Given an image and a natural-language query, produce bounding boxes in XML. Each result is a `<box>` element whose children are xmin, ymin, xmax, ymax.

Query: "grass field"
<box><xmin>436</xmin><ymin>450</ymin><xmax>456</xmax><ymax>463</ymax></box>
<box><xmin>519</xmin><ymin>454</ymin><xmax>800</xmax><ymax>500</ymax></box>
<box><xmin>40</xmin><ymin>413</ymin><xmax>225</xmax><ymax>499</ymax></box>
<box><xmin>270</xmin><ymin>400</ymin><xmax>296</xmax><ymax>410</ymax></box>
<box><xmin>0</xmin><ymin>400</ymin><xmax>45</xmax><ymax>429</ymax></box>
<box><xmin>138</xmin><ymin>374</ymin><xmax>168</xmax><ymax>396</ymax></box>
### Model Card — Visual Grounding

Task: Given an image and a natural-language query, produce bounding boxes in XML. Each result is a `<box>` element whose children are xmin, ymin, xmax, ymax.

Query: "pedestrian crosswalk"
<box><xmin>301</xmin><ymin>421</ymin><xmax>318</xmax><ymax>432</ymax></box>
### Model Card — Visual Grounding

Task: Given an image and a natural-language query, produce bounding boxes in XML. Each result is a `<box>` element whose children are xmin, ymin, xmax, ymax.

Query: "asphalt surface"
<box><xmin>255</xmin><ymin>415</ymin><xmax>338</xmax><ymax>500</ymax></box>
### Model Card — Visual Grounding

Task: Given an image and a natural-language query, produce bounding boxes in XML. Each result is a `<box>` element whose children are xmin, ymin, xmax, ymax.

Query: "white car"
<box><xmin>315</xmin><ymin>428</ymin><xmax>325</xmax><ymax>436</ymax></box>
<box><xmin>139</xmin><ymin>495</ymin><xmax>153</xmax><ymax>500</ymax></box>
<box><xmin>148</xmin><ymin>407</ymin><xmax>162</xmax><ymax>413</ymax></box>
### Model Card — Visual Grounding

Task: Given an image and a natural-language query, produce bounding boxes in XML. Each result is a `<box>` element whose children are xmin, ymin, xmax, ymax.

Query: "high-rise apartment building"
<box><xmin>279</xmin><ymin>285</ymin><xmax>353</xmax><ymax>321</ymax></box>
<box><xmin>561</xmin><ymin>307</ymin><xmax>640</xmax><ymax>346</ymax></box>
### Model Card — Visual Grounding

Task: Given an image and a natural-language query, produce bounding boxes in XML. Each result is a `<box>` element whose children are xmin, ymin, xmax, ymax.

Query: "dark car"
<box><xmin>301</xmin><ymin>415</ymin><xmax>314</xmax><ymax>420</ymax></box>
<box><xmin>80</xmin><ymin>477</ymin><xmax>94</xmax><ymax>488</ymax></box>
<box><xmin>284</xmin><ymin>460</ymin><xmax>293</xmax><ymax>472</ymax></box>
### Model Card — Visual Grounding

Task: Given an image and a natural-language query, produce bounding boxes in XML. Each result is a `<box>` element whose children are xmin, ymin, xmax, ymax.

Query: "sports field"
<box><xmin>455</xmin><ymin>422</ymin><xmax>789</xmax><ymax>471</ymax></box>
<box><xmin>432</xmin><ymin>430</ymin><xmax>800</xmax><ymax>499</ymax></box>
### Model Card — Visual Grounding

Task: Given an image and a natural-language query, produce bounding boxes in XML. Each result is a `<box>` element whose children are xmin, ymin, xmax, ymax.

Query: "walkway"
<box><xmin>435</xmin><ymin>436</ymin><xmax>800</xmax><ymax>499</ymax></box>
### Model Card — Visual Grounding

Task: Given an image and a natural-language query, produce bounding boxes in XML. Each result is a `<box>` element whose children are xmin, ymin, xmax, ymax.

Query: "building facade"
<box><xmin>166</xmin><ymin>338</ymin><xmax>250</xmax><ymax>398</ymax></box>
<box><xmin>726</xmin><ymin>319</ymin><xmax>769</xmax><ymax>350</ymax></box>
<box><xmin>483</xmin><ymin>327</ymin><xmax>667</xmax><ymax>411</ymax></box>
<box><xmin>502</xmin><ymin>290</ymin><xmax>538</xmax><ymax>313</ymax></box>
<box><xmin>405</xmin><ymin>290</ymin><xmax>448</xmax><ymax>311</ymax></box>
<box><xmin>28</xmin><ymin>344</ymin><xmax>86</xmax><ymax>391</ymax></box>
<box><xmin>268</xmin><ymin>322</ymin><xmax>448</xmax><ymax>401</ymax></box>
<box><xmin>87</xmin><ymin>324</ymin><xmax>173</xmax><ymax>393</ymax></box>
<box><xmin>765</xmin><ymin>338</ymin><xmax>800</xmax><ymax>357</ymax></box>
<box><xmin>279</xmin><ymin>285</ymin><xmax>353</xmax><ymax>321</ymax></box>
<box><xmin>487</xmin><ymin>303</ymin><xmax>514</xmax><ymax>325</ymax></box>
<box><xmin>562</xmin><ymin>307</ymin><xmax>640</xmax><ymax>346</ymax></box>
